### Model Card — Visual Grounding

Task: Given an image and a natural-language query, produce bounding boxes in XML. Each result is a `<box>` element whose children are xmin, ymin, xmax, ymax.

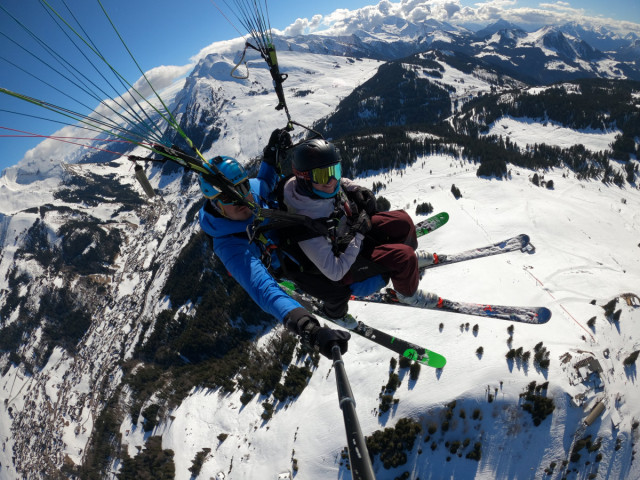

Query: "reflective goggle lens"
<box><xmin>311</xmin><ymin>163</ymin><xmax>341</xmax><ymax>185</ymax></box>
<box><xmin>215</xmin><ymin>179</ymin><xmax>251</xmax><ymax>205</ymax></box>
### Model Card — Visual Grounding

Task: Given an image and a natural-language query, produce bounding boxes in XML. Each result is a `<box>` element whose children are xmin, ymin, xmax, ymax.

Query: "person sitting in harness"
<box><xmin>197</xmin><ymin>129</ymin><xmax>350</xmax><ymax>359</ymax></box>
<box><xmin>278</xmin><ymin>138</ymin><xmax>439</xmax><ymax>327</ymax></box>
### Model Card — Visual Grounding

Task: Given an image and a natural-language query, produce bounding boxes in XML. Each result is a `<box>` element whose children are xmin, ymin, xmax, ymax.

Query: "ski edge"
<box><xmin>328</xmin><ymin>317</ymin><xmax>447</xmax><ymax>369</ymax></box>
<box><xmin>439</xmin><ymin>299</ymin><xmax>552</xmax><ymax>324</ymax></box>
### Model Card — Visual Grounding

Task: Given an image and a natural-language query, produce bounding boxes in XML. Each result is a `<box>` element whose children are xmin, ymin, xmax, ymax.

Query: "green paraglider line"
<box><xmin>0</xmin><ymin>4</ymin><xmax>164</xmax><ymax>145</ymax></box>
<box><xmin>1</xmin><ymin>0</ymin><xmax>308</xmax><ymax>218</ymax></box>
<box><xmin>0</xmin><ymin>86</ymin><xmax>151</xmax><ymax>150</ymax></box>
<box><xmin>0</xmin><ymin>126</ymin><xmax>137</xmax><ymax>155</ymax></box>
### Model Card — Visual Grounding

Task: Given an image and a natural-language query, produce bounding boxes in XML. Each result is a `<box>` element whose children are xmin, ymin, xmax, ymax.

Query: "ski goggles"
<box><xmin>310</xmin><ymin>163</ymin><xmax>342</xmax><ymax>185</ymax></box>
<box><xmin>215</xmin><ymin>179</ymin><xmax>251</xmax><ymax>205</ymax></box>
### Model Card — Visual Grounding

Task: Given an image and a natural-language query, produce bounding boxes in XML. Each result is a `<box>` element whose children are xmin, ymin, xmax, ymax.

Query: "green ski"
<box><xmin>415</xmin><ymin>212</ymin><xmax>448</xmax><ymax>238</ymax></box>
<box><xmin>280</xmin><ymin>280</ymin><xmax>446</xmax><ymax>368</ymax></box>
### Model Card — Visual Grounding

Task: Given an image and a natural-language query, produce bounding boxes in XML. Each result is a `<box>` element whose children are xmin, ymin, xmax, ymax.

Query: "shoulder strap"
<box><xmin>247</xmin><ymin>176</ymin><xmax>330</xmax><ymax>242</ymax></box>
<box><xmin>275</xmin><ymin>173</ymin><xmax>294</xmax><ymax>209</ymax></box>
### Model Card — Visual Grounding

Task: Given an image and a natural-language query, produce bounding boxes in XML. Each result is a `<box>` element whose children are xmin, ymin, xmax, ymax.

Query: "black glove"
<box><xmin>284</xmin><ymin>307</ymin><xmax>351</xmax><ymax>358</ymax></box>
<box><xmin>351</xmin><ymin>210</ymin><xmax>372</xmax><ymax>235</ymax></box>
<box><xmin>263</xmin><ymin>128</ymin><xmax>292</xmax><ymax>167</ymax></box>
<box><xmin>351</xmin><ymin>187</ymin><xmax>378</xmax><ymax>216</ymax></box>
<box><xmin>352</xmin><ymin>186</ymin><xmax>377</xmax><ymax>215</ymax></box>
<box><xmin>314</xmin><ymin>326</ymin><xmax>350</xmax><ymax>358</ymax></box>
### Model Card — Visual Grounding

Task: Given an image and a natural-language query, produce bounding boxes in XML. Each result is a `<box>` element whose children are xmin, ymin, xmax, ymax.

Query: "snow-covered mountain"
<box><xmin>1</xmin><ymin>9</ymin><xmax>640</xmax><ymax>480</ymax></box>
<box><xmin>263</xmin><ymin>16</ymin><xmax>640</xmax><ymax>85</ymax></box>
<box><xmin>558</xmin><ymin>21</ymin><xmax>639</xmax><ymax>53</ymax></box>
<box><xmin>286</xmin><ymin>17</ymin><xmax>640</xmax><ymax>84</ymax></box>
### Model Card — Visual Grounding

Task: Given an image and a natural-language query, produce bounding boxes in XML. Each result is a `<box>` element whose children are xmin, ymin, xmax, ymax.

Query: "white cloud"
<box><xmin>6</xmin><ymin>124</ymin><xmax>82</xmax><ymax>181</ymax></box>
<box><xmin>280</xmin><ymin>0</ymin><xmax>640</xmax><ymax>36</ymax></box>
<box><xmin>78</xmin><ymin>63</ymin><xmax>193</xmax><ymax>136</ymax></box>
<box><xmin>379</xmin><ymin>0</ymin><xmax>394</xmax><ymax>15</ymax></box>
<box><xmin>538</xmin><ymin>1</ymin><xmax>584</xmax><ymax>14</ymax></box>
<box><xmin>131</xmin><ymin>64</ymin><xmax>192</xmax><ymax>95</ymax></box>
<box><xmin>443</xmin><ymin>2</ymin><xmax>462</xmax><ymax>18</ymax></box>
<box><xmin>405</xmin><ymin>5</ymin><xmax>432</xmax><ymax>23</ymax></box>
<box><xmin>190</xmin><ymin>37</ymin><xmax>246</xmax><ymax>65</ymax></box>
<box><xmin>9</xmin><ymin>62</ymin><xmax>194</xmax><ymax>179</ymax></box>
<box><xmin>283</xmin><ymin>14</ymin><xmax>325</xmax><ymax>36</ymax></box>
<box><xmin>473</xmin><ymin>0</ymin><xmax>517</xmax><ymax>7</ymax></box>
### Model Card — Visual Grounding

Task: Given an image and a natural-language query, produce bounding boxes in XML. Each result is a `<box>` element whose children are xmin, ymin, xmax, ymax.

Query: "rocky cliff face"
<box><xmin>0</xmin><ymin>156</ymin><xmax>205</xmax><ymax>475</ymax></box>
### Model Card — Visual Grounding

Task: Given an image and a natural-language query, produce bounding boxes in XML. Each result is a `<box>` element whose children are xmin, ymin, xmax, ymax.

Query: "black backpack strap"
<box><xmin>274</xmin><ymin>173</ymin><xmax>294</xmax><ymax>207</ymax></box>
<box><xmin>247</xmin><ymin>176</ymin><xmax>330</xmax><ymax>243</ymax></box>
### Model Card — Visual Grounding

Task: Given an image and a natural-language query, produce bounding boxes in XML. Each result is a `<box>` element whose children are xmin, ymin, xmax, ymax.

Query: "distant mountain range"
<box><xmin>277</xmin><ymin>18</ymin><xmax>640</xmax><ymax>84</ymax></box>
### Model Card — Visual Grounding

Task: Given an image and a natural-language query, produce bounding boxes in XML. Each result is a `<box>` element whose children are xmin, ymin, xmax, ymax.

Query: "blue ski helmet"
<box><xmin>290</xmin><ymin>138</ymin><xmax>342</xmax><ymax>198</ymax></box>
<box><xmin>199</xmin><ymin>156</ymin><xmax>249</xmax><ymax>202</ymax></box>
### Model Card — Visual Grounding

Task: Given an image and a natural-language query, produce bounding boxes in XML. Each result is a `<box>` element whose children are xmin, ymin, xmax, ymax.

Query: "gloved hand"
<box><xmin>351</xmin><ymin>210</ymin><xmax>372</xmax><ymax>235</ymax></box>
<box><xmin>263</xmin><ymin>128</ymin><xmax>292</xmax><ymax>167</ymax></box>
<box><xmin>314</xmin><ymin>326</ymin><xmax>351</xmax><ymax>358</ymax></box>
<box><xmin>284</xmin><ymin>307</ymin><xmax>351</xmax><ymax>358</ymax></box>
<box><xmin>352</xmin><ymin>186</ymin><xmax>377</xmax><ymax>215</ymax></box>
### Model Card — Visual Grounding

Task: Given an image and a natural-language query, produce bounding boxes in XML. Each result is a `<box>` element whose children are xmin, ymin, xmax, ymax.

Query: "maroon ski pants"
<box><xmin>343</xmin><ymin>209</ymin><xmax>419</xmax><ymax>296</ymax></box>
<box><xmin>288</xmin><ymin>210</ymin><xmax>419</xmax><ymax>319</ymax></box>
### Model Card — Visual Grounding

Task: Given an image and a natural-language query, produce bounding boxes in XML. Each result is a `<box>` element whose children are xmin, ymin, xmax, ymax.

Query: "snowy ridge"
<box><xmin>169</xmin><ymin>49</ymin><xmax>381</xmax><ymax>162</ymax></box>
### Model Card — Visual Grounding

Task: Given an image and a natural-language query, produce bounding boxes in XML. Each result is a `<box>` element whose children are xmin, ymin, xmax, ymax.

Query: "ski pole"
<box><xmin>331</xmin><ymin>345</ymin><xmax>376</xmax><ymax>480</ymax></box>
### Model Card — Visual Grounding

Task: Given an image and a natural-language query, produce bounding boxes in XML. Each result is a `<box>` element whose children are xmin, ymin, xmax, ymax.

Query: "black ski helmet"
<box><xmin>290</xmin><ymin>138</ymin><xmax>342</xmax><ymax>198</ymax></box>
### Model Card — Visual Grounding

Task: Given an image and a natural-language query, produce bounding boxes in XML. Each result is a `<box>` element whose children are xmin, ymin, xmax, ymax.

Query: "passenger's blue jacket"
<box><xmin>199</xmin><ymin>162</ymin><xmax>302</xmax><ymax>322</ymax></box>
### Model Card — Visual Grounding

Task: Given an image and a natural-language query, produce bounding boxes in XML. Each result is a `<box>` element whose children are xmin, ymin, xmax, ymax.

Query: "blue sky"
<box><xmin>1</xmin><ymin>0</ymin><xmax>639</xmax><ymax>173</ymax></box>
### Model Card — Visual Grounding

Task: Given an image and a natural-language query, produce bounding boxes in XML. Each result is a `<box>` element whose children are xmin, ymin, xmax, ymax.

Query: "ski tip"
<box><xmin>429</xmin><ymin>352</ymin><xmax>447</xmax><ymax>368</ymax></box>
<box><xmin>403</xmin><ymin>347</ymin><xmax>446</xmax><ymax>368</ymax></box>
<box><xmin>536</xmin><ymin>307</ymin><xmax>552</xmax><ymax>324</ymax></box>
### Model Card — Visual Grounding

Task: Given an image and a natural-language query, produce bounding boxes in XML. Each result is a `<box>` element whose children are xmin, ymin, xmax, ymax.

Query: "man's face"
<box><xmin>218</xmin><ymin>193</ymin><xmax>254</xmax><ymax>220</ymax></box>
